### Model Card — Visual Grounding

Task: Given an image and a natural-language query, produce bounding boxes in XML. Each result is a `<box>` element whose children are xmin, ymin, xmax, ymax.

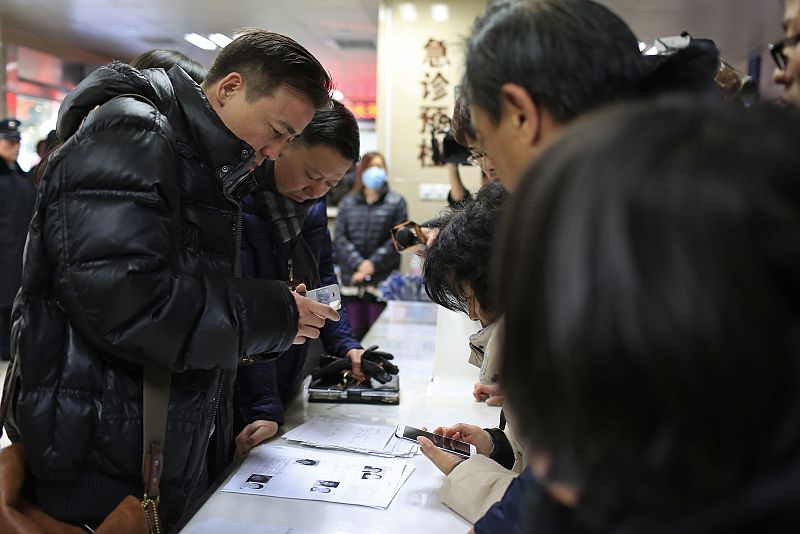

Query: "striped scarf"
<box><xmin>254</xmin><ymin>161</ymin><xmax>316</xmax><ymax>243</ymax></box>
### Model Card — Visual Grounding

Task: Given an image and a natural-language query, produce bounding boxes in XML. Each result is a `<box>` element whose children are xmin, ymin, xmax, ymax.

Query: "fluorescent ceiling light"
<box><xmin>331</xmin><ymin>89</ymin><xmax>344</xmax><ymax>101</ymax></box>
<box><xmin>208</xmin><ymin>33</ymin><xmax>233</xmax><ymax>48</ymax></box>
<box><xmin>399</xmin><ymin>3</ymin><xmax>417</xmax><ymax>21</ymax></box>
<box><xmin>184</xmin><ymin>33</ymin><xmax>217</xmax><ymax>51</ymax></box>
<box><xmin>638</xmin><ymin>41</ymin><xmax>647</xmax><ymax>52</ymax></box>
<box><xmin>431</xmin><ymin>4</ymin><xmax>449</xmax><ymax>21</ymax></box>
<box><xmin>644</xmin><ymin>46</ymin><xmax>658</xmax><ymax>56</ymax></box>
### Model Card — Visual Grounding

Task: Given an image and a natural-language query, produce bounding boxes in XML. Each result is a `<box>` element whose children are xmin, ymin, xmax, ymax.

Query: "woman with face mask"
<box><xmin>334</xmin><ymin>152</ymin><xmax>408</xmax><ymax>339</ymax></box>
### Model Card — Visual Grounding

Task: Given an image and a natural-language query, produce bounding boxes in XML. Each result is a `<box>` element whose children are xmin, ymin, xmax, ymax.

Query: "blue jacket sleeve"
<box><xmin>235</xmin><ymin>360</ymin><xmax>286</xmax><ymax>427</ymax></box>
<box><xmin>305</xmin><ymin>201</ymin><xmax>361</xmax><ymax>357</ymax></box>
<box><xmin>474</xmin><ymin>469</ymin><xmax>547</xmax><ymax>534</ymax></box>
<box><xmin>366</xmin><ymin>194</ymin><xmax>407</xmax><ymax>275</ymax></box>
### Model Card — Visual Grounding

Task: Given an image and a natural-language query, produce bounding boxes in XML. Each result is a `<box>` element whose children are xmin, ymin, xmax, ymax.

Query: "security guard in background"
<box><xmin>0</xmin><ymin>118</ymin><xmax>36</xmax><ymax>361</ymax></box>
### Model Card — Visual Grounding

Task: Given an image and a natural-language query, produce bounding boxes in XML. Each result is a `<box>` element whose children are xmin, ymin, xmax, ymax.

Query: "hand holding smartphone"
<box><xmin>305</xmin><ymin>283</ymin><xmax>342</xmax><ymax>311</ymax></box>
<box><xmin>395</xmin><ymin>425</ymin><xmax>475</xmax><ymax>459</ymax></box>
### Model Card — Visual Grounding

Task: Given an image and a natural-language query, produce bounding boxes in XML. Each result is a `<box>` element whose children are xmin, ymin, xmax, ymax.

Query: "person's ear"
<box><xmin>212</xmin><ymin>72</ymin><xmax>244</xmax><ymax>107</ymax></box>
<box><xmin>499</xmin><ymin>83</ymin><xmax>541</xmax><ymax>147</ymax></box>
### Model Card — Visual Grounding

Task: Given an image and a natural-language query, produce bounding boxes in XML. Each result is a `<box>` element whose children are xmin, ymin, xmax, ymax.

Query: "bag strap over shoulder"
<box><xmin>141</xmin><ymin>366</ymin><xmax>171</xmax><ymax>534</ymax></box>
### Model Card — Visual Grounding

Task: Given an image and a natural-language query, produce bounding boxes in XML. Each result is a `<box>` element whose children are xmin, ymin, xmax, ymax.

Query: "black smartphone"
<box><xmin>395</xmin><ymin>425</ymin><xmax>475</xmax><ymax>458</ymax></box>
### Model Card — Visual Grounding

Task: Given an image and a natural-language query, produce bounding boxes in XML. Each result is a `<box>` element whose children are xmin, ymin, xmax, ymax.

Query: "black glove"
<box><xmin>312</xmin><ymin>353</ymin><xmax>351</xmax><ymax>385</ymax></box>
<box><xmin>360</xmin><ymin>345</ymin><xmax>399</xmax><ymax>384</ymax></box>
<box><xmin>311</xmin><ymin>346</ymin><xmax>399</xmax><ymax>385</ymax></box>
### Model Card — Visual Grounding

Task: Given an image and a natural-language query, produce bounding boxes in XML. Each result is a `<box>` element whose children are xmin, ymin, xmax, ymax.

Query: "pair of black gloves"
<box><xmin>312</xmin><ymin>345</ymin><xmax>399</xmax><ymax>385</ymax></box>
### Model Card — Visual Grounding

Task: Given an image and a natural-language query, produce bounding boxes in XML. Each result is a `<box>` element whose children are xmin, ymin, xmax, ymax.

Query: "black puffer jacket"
<box><xmin>334</xmin><ymin>186</ymin><xmax>407</xmax><ymax>285</ymax></box>
<box><xmin>4</xmin><ymin>63</ymin><xmax>298</xmax><ymax>529</ymax></box>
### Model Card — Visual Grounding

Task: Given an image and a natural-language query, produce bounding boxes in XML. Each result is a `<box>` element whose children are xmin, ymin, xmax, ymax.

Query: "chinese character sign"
<box><xmin>418</xmin><ymin>38</ymin><xmax>452</xmax><ymax>167</ymax></box>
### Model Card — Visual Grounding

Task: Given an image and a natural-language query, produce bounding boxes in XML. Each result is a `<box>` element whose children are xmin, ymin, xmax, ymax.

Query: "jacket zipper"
<box><xmin>184</xmin><ymin>152</ymin><xmax>253</xmax><ymax>510</ymax></box>
<box><xmin>220</xmin><ymin>151</ymin><xmax>255</xmax><ymax>278</ymax></box>
<box><xmin>184</xmin><ymin>374</ymin><xmax>224</xmax><ymax>515</ymax></box>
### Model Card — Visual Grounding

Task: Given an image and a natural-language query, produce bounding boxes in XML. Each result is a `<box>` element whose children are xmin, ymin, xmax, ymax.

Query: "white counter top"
<box><xmin>181</xmin><ymin>304</ymin><xmax>499</xmax><ymax>534</ymax></box>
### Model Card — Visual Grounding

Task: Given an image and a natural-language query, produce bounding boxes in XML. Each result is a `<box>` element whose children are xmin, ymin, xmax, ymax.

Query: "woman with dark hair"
<box><xmin>417</xmin><ymin>183</ymin><xmax>528</xmax><ymax>524</ymax></box>
<box><xmin>334</xmin><ymin>151</ymin><xmax>407</xmax><ymax>338</ymax></box>
<box><xmin>424</xmin><ymin>182</ymin><xmax>506</xmax><ymax>399</ymax></box>
<box><xmin>493</xmin><ymin>99</ymin><xmax>800</xmax><ymax>532</ymax></box>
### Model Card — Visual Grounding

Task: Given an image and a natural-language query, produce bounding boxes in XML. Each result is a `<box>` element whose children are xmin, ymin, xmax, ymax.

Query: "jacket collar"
<box><xmin>165</xmin><ymin>66</ymin><xmax>255</xmax><ymax>179</ymax></box>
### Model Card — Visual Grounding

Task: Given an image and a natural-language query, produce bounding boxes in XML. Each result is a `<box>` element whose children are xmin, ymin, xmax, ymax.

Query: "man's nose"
<box><xmin>304</xmin><ymin>183</ymin><xmax>325</xmax><ymax>200</ymax></box>
<box><xmin>774</xmin><ymin>66</ymin><xmax>792</xmax><ymax>85</ymax></box>
<box><xmin>260</xmin><ymin>138</ymin><xmax>291</xmax><ymax>163</ymax></box>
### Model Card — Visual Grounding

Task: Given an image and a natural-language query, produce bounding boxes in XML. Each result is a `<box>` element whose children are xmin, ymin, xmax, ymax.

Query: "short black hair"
<box><xmin>130</xmin><ymin>49</ymin><xmax>207</xmax><ymax>84</ymax></box>
<box><xmin>295</xmin><ymin>100</ymin><xmax>360</xmax><ymax>164</ymax></box>
<box><xmin>452</xmin><ymin>93</ymin><xmax>476</xmax><ymax>147</ymax></box>
<box><xmin>204</xmin><ymin>28</ymin><xmax>332</xmax><ymax>110</ymax></box>
<box><xmin>424</xmin><ymin>182</ymin><xmax>507</xmax><ymax>322</ymax></box>
<box><xmin>465</xmin><ymin>0</ymin><xmax>646</xmax><ymax>124</ymax></box>
<box><xmin>497</xmin><ymin>98</ymin><xmax>800</xmax><ymax>517</ymax></box>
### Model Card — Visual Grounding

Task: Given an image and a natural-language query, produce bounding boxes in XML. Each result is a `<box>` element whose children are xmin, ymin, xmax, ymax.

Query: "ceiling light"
<box><xmin>399</xmin><ymin>3</ymin><xmax>417</xmax><ymax>21</ymax></box>
<box><xmin>184</xmin><ymin>33</ymin><xmax>217</xmax><ymax>51</ymax></box>
<box><xmin>208</xmin><ymin>33</ymin><xmax>233</xmax><ymax>48</ymax></box>
<box><xmin>638</xmin><ymin>41</ymin><xmax>647</xmax><ymax>52</ymax></box>
<box><xmin>331</xmin><ymin>89</ymin><xmax>344</xmax><ymax>101</ymax></box>
<box><xmin>644</xmin><ymin>46</ymin><xmax>658</xmax><ymax>56</ymax></box>
<box><xmin>431</xmin><ymin>4</ymin><xmax>450</xmax><ymax>22</ymax></box>
<box><xmin>431</xmin><ymin>4</ymin><xmax>449</xmax><ymax>22</ymax></box>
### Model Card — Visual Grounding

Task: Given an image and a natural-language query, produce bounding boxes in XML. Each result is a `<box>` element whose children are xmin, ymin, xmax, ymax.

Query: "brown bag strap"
<box><xmin>141</xmin><ymin>366</ymin><xmax>171</xmax><ymax>534</ymax></box>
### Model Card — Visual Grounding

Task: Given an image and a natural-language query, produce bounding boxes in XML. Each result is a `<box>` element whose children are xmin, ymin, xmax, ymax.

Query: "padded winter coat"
<box><xmin>4</xmin><ymin>62</ymin><xmax>298</xmax><ymax>529</ymax></box>
<box><xmin>333</xmin><ymin>185</ymin><xmax>407</xmax><ymax>286</ymax></box>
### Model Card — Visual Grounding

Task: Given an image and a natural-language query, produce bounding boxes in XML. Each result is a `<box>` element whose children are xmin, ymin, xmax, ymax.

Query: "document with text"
<box><xmin>282</xmin><ymin>416</ymin><xmax>418</xmax><ymax>457</ymax></box>
<box><xmin>223</xmin><ymin>445</ymin><xmax>414</xmax><ymax>509</ymax></box>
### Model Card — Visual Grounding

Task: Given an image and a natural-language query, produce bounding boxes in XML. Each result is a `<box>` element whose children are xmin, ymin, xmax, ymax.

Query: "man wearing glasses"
<box><xmin>771</xmin><ymin>0</ymin><xmax>800</xmax><ymax>108</ymax></box>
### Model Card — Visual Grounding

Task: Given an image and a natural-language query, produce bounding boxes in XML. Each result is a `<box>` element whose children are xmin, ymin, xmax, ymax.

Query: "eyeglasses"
<box><xmin>769</xmin><ymin>32</ymin><xmax>800</xmax><ymax>70</ymax></box>
<box><xmin>467</xmin><ymin>151</ymin><xmax>486</xmax><ymax>166</ymax></box>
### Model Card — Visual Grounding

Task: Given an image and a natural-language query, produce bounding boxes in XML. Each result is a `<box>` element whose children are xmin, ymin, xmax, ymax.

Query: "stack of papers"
<box><xmin>223</xmin><ymin>445</ymin><xmax>414</xmax><ymax>509</ymax></box>
<box><xmin>282</xmin><ymin>416</ymin><xmax>418</xmax><ymax>457</ymax></box>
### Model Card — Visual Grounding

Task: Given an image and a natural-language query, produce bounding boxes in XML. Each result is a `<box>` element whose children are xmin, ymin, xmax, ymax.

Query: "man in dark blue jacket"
<box><xmin>234</xmin><ymin>102</ymin><xmax>381</xmax><ymax>458</ymax></box>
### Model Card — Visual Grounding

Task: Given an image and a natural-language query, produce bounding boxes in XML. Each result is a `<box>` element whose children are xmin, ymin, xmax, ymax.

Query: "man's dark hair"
<box><xmin>131</xmin><ymin>49</ymin><xmax>207</xmax><ymax>84</ymax></box>
<box><xmin>424</xmin><ymin>182</ymin><xmax>507</xmax><ymax>323</ymax></box>
<box><xmin>452</xmin><ymin>93</ymin><xmax>476</xmax><ymax>147</ymax></box>
<box><xmin>465</xmin><ymin>0</ymin><xmax>647</xmax><ymax>124</ymax></box>
<box><xmin>295</xmin><ymin>100</ymin><xmax>360</xmax><ymax>164</ymax></box>
<box><xmin>204</xmin><ymin>28</ymin><xmax>332</xmax><ymax>109</ymax></box>
<box><xmin>496</xmin><ymin>98</ymin><xmax>800</xmax><ymax>520</ymax></box>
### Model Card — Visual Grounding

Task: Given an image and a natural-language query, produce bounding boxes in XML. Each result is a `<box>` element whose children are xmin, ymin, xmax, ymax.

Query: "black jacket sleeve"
<box><xmin>333</xmin><ymin>196</ymin><xmax>366</xmax><ymax>277</ymax></box>
<box><xmin>367</xmin><ymin>195</ymin><xmax>407</xmax><ymax>274</ymax></box>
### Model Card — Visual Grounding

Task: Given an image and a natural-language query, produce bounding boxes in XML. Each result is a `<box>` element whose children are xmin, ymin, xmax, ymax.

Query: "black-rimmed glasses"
<box><xmin>769</xmin><ymin>33</ymin><xmax>800</xmax><ymax>70</ymax></box>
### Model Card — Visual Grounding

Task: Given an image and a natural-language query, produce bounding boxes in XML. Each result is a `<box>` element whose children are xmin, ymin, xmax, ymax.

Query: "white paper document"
<box><xmin>223</xmin><ymin>445</ymin><xmax>414</xmax><ymax>509</ymax></box>
<box><xmin>282</xmin><ymin>416</ymin><xmax>418</xmax><ymax>457</ymax></box>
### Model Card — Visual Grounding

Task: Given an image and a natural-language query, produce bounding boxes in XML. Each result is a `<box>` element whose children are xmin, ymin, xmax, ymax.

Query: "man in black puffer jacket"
<box><xmin>2</xmin><ymin>30</ymin><xmax>339</xmax><ymax>530</ymax></box>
